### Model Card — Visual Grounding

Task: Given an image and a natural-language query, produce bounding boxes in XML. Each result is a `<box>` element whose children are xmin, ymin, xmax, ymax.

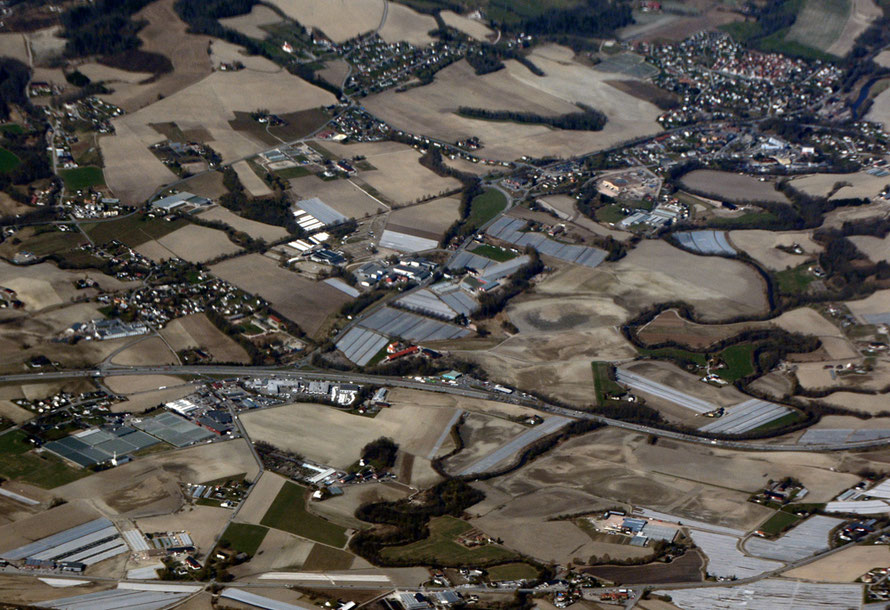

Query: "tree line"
<box><xmin>457</xmin><ymin>104</ymin><xmax>607</xmax><ymax>131</ymax></box>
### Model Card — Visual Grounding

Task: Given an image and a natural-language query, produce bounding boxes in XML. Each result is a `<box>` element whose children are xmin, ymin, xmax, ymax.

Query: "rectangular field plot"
<box><xmin>799</xmin><ymin>428</ymin><xmax>890</xmax><ymax>444</ymax></box>
<box><xmin>458</xmin><ymin>416</ymin><xmax>569</xmax><ymax>475</ymax></box>
<box><xmin>688</xmin><ymin>530</ymin><xmax>782</xmax><ymax>579</ymax></box>
<box><xmin>336</xmin><ymin>327</ymin><xmax>388</xmax><ymax>366</ymax></box>
<box><xmin>744</xmin><ymin>515</ymin><xmax>842</xmax><ymax>562</ymax></box>
<box><xmin>616</xmin><ymin>370</ymin><xmax>719</xmax><ymax>414</ymax></box>
<box><xmin>657</xmin><ymin>579</ymin><xmax>863</xmax><ymax>610</ymax></box>
<box><xmin>357</xmin><ymin>307</ymin><xmax>470</xmax><ymax>342</ymax></box>
<box><xmin>674</xmin><ymin>230</ymin><xmax>736</xmax><ymax>256</ymax></box>
<box><xmin>699</xmin><ymin>399</ymin><xmax>792</xmax><ymax>434</ymax></box>
<box><xmin>486</xmin><ymin>217</ymin><xmax>606</xmax><ymax>268</ymax></box>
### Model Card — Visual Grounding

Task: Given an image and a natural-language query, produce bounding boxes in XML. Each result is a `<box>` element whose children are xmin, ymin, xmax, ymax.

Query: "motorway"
<box><xmin>6</xmin><ymin>364</ymin><xmax>890</xmax><ymax>453</ymax></box>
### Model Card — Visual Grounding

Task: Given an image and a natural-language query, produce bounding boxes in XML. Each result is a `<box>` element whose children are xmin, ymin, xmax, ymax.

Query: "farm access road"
<box><xmin>2</xmin><ymin>364</ymin><xmax>888</xmax><ymax>453</ymax></box>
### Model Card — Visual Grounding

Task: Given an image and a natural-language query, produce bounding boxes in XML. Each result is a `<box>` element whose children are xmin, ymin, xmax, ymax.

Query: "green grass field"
<box><xmin>260</xmin><ymin>482</ymin><xmax>348</xmax><ymax>547</ymax></box>
<box><xmin>467</xmin><ymin>188</ymin><xmax>507</xmax><ymax>230</ymax></box>
<box><xmin>751</xmin><ymin>411</ymin><xmax>802</xmax><ymax>433</ymax></box>
<box><xmin>18</xmin><ymin>228</ymin><xmax>88</xmax><ymax>257</ymax></box>
<box><xmin>0</xmin><ymin>147</ymin><xmax>21</xmax><ymax>172</ymax></box>
<box><xmin>471</xmin><ymin>243</ymin><xmax>516</xmax><ymax>262</ymax></box>
<box><xmin>592</xmin><ymin>361</ymin><xmax>624</xmax><ymax>405</ymax></box>
<box><xmin>715</xmin><ymin>344</ymin><xmax>755</xmax><ymax>383</ymax></box>
<box><xmin>0</xmin><ymin>124</ymin><xmax>24</xmax><ymax>135</ymax></box>
<box><xmin>784</xmin><ymin>0</ymin><xmax>849</xmax><ymax>54</ymax></box>
<box><xmin>274</xmin><ymin>166</ymin><xmax>311</xmax><ymax>179</ymax></box>
<box><xmin>775</xmin><ymin>264</ymin><xmax>816</xmax><ymax>295</ymax></box>
<box><xmin>758</xmin><ymin>510</ymin><xmax>802</xmax><ymax>536</ymax></box>
<box><xmin>595</xmin><ymin>203</ymin><xmax>625</xmax><ymax>225</ymax></box>
<box><xmin>60</xmin><ymin>166</ymin><xmax>105</xmax><ymax>190</ymax></box>
<box><xmin>487</xmin><ymin>562</ymin><xmax>539</xmax><ymax>582</ymax></box>
<box><xmin>380</xmin><ymin>516</ymin><xmax>518</xmax><ymax>565</ymax></box>
<box><xmin>219</xmin><ymin>523</ymin><xmax>268</xmax><ymax>555</ymax></box>
<box><xmin>84</xmin><ymin>214</ymin><xmax>188</xmax><ymax>247</ymax></box>
<box><xmin>0</xmin><ymin>430</ymin><xmax>90</xmax><ymax>489</ymax></box>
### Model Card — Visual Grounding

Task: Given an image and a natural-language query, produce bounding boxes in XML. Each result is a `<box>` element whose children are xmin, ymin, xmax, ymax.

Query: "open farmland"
<box><xmin>637</xmin><ymin>309</ymin><xmax>762</xmax><ymax>348</ymax></box>
<box><xmin>386</xmin><ymin>197</ymin><xmax>461</xmax><ymax>243</ymax></box>
<box><xmin>160</xmin><ymin>313</ymin><xmax>250</xmax><ymax>363</ymax></box>
<box><xmin>849</xmin><ymin>234</ymin><xmax>890</xmax><ymax>264</ymax></box>
<box><xmin>680</xmin><ymin>171</ymin><xmax>789</xmax><ymax>203</ymax></box>
<box><xmin>233</xmin><ymin>160</ymin><xmax>273</xmax><ymax>198</ymax></box>
<box><xmin>136</xmin><ymin>224</ymin><xmax>241</xmax><ymax>263</ymax></box>
<box><xmin>240</xmin><ymin>401</ymin><xmax>461</xmax><ymax>469</ymax></box>
<box><xmin>321</xmin><ymin>141</ymin><xmax>462</xmax><ymax>205</ymax></box>
<box><xmin>53</xmin><ymin>439</ymin><xmax>259</xmax><ymax>518</ymax></box>
<box><xmin>219</xmin><ymin>5</ymin><xmax>283</xmax><ymax>39</ymax></box>
<box><xmin>102</xmin><ymin>67</ymin><xmax>336</xmax><ymax>204</ymax></box>
<box><xmin>96</xmin><ymin>0</ymin><xmax>211</xmax><ymax>113</ymax></box>
<box><xmin>441</xmin><ymin>413</ymin><xmax>529</xmax><ymax>475</ymax></box>
<box><xmin>785</xmin><ymin>0</ymin><xmax>852</xmax><ymax>55</ymax></box>
<box><xmin>137</xmin><ymin>505</ymin><xmax>232</xmax><ymax>556</ymax></box>
<box><xmin>846</xmin><ymin>288</ymin><xmax>890</xmax><ymax>324</ymax></box>
<box><xmin>289</xmin><ymin>174</ymin><xmax>388</xmax><ymax>219</ymax></box>
<box><xmin>0</xmin><ymin>34</ymin><xmax>30</xmax><ymax>64</ymax></box>
<box><xmin>0</xmin><ymin>260</ymin><xmax>132</xmax><ymax>312</ymax></box>
<box><xmin>381</xmin><ymin>516</ymin><xmax>517</xmax><ymax>565</ymax></box>
<box><xmin>109</xmin><ymin>336</ymin><xmax>177</xmax><ymax>366</ymax></box>
<box><xmin>785</xmin><ymin>544</ymin><xmax>890</xmax><ymax>581</ymax></box>
<box><xmin>791</xmin><ymin>170</ymin><xmax>890</xmax><ymax>200</ymax></box>
<box><xmin>79</xmin><ymin>63</ymin><xmax>153</xmax><ymax>85</ymax></box>
<box><xmin>104</xmin><ymin>375</ymin><xmax>191</xmax><ymax>395</ymax></box>
<box><xmin>211</xmin><ymin>254</ymin><xmax>350</xmax><ymax>335</ymax></box>
<box><xmin>309</xmin><ymin>483</ymin><xmax>409</xmax><ymax>531</ymax></box>
<box><xmin>585</xmin><ymin>550</ymin><xmax>705</xmax><ymax>585</ymax></box>
<box><xmin>440</xmin><ymin>11</ymin><xmax>494</xmax><ymax>40</ymax></box>
<box><xmin>265</xmin><ymin>0</ymin><xmax>383</xmax><ymax>43</ymax></box>
<box><xmin>728</xmin><ymin>230</ymin><xmax>822</xmax><ymax>270</ymax></box>
<box><xmin>364</xmin><ymin>46</ymin><xmax>662</xmax><ymax>160</ymax></box>
<box><xmin>260</xmin><ymin>481</ymin><xmax>347</xmax><ymax>547</ymax></box>
<box><xmin>378</xmin><ymin>2</ymin><xmax>437</xmax><ymax>45</ymax></box>
<box><xmin>198</xmin><ymin>206</ymin><xmax>289</xmax><ymax>241</ymax></box>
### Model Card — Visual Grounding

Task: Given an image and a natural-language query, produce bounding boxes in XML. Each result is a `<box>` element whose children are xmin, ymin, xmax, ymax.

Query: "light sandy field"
<box><xmin>109</xmin><ymin>336</ymin><xmax>177</xmax><ymax>366</ymax></box>
<box><xmin>440</xmin><ymin>11</ymin><xmax>493</xmax><ymax>40</ymax></box>
<box><xmin>796</xmin><ymin>360</ymin><xmax>890</xmax><ymax>393</ymax></box>
<box><xmin>809</xmin><ymin>391</ymin><xmax>890</xmax><ymax>414</ymax></box>
<box><xmin>210</xmin><ymin>254</ymin><xmax>350</xmax><ymax>335</ymax></box>
<box><xmin>386</xmin><ymin>197</ymin><xmax>461</xmax><ymax>240</ymax></box>
<box><xmin>26</xmin><ymin>26</ymin><xmax>65</xmax><ymax>63</ymax></box>
<box><xmin>386</xmin><ymin>388</ymin><xmax>545</xmax><ymax>422</ymax></box>
<box><xmin>210</xmin><ymin>39</ymin><xmax>284</xmax><ymax>74</ymax></box>
<box><xmin>850</xmin><ymin>234</ymin><xmax>890</xmax><ymax>264</ymax></box>
<box><xmin>110</xmin><ymin>385</ymin><xmax>199</xmax><ymax>413</ymax></box>
<box><xmin>680</xmin><ymin>171</ymin><xmax>788</xmax><ymax>204</ymax></box>
<box><xmin>537</xmin><ymin>194</ymin><xmax>580</xmax><ymax>220</ymax></box>
<box><xmin>0</xmin><ymin>576</ymin><xmax>114</xmax><ymax>606</ymax></box>
<box><xmin>785</xmin><ymin>544</ymin><xmax>890</xmax><ymax>581</ymax></box>
<box><xmin>234</xmin><ymin>160</ymin><xmax>273</xmax><ymax>197</ymax></box>
<box><xmin>774</xmin><ymin>307</ymin><xmax>859</xmax><ymax>360</ymax></box>
<box><xmin>137</xmin><ymin>224</ymin><xmax>242</xmax><ymax>263</ymax></box>
<box><xmin>179</xmin><ymin>171</ymin><xmax>229</xmax><ymax>199</ymax></box>
<box><xmin>137</xmin><ymin>504</ymin><xmax>231</xmax><ymax>556</ymax></box>
<box><xmin>728</xmin><ymin>230</ymin><xmax>822</xmax><ymax>270</ymax></box>
<box><xmin>318</xmin><ymin>59</ymin><xmax>351</xmax><ymax>87</ymax></box>
<box><xmin>378</xmin><ymin>2</ymin><xmax>437</xmax><ymax>45</ymax></box>
<box><xmin>240</xmin><ymin>401</ymin><xmax>461</xmax><ymax>469</ymax></box>
<box><xmin>160</xmin><ymin>313</ymin><xmax>250</xmax><ymax>363</ymax></box>
<box><xmin>219</xmin><ymin>5</ymin><xmax>283</xmax><ymax>40</ymax></box>
<box><xmin>265</xmin><ymin>0</ymin><xmax>383</xmax><ymax>42</ymax></box>
<box><xmin>877</xmin><ymin>49</ymin><xmax>890</xmax><ymax>68</ymax></box>
<box><xmin>102</xmin><ymin>67</ymin><xmax>336</xmax><ymax>204</ymax></box>
<box><xmin>0</xmin><ymin>400</ymin><xmax>34</xmax><ymax>424</ymax></box>
<box><xmin>0</xmin><ymin>483</ymin><xmax>48</xmax><ymax>528</ymax></box>
<box><xmin>289</xmin><ymin>174</ymin><xmax>388</xmax><ymax>219</ymax></box>
<box><xmin>363</xmin><ymin>46</ymin><xmax>662</xmax><ymax>161</ymax></box>
<box><xmin>487</xmin><ymin>427</ymin><xmax>856</xmax><ymax>531</ymax></box>
<box><xmin>98</xmin><ymin>0</ymin><xmax>212</xmax><ymax>113</ymax></box>
<box><xmin>0</xmin><ymin>260</ymin><xmax>132</xmax><ymax>312</ymax></box>
<box><xmin>199</xmin><ymin>206</ymin><xmax>289</xmax><ymax>241</ymax></box>
<box><xmin>236</xmin><ymin>471</ymin><xmax>287</xmax><ymax>525</ymax></box>
<box><xmin>0</xmin><ymin>33</ymin><xmax>30</xmax><ymax>64</ymax></box>
<box><xmin>79</xmin><ymin>63</ymin><xmax>153</xmax><ymax>84</ymax></box>
<box><xmin>239</xmin><ymin>529</ymin><xmax>316</xmax><ymax>574</ymax></box>
<box><xmin>321</xmin><ymin>141</ymin><xmax>462</xmax><ymax>205</ymax></box>
<box><xmin>442</xmin><ymin>412</ymin><xmax>528</xmax><ymax>474</ymax></box>
<box><xmin>310</xmin><ymin>482</ymin><xmax>409</xmax><ymax>530</ymax></box>
<box><xmin>823</xmin><ymin>200</ymin><xmax>890</xmax><ymax>230</ymax></box>
<box><xmin>0</xmin><ymin>500</ymin><xmax>99</xmax><ymax>553</ymax></box>
<box><xmin>828</xmin><ymin>0</ymin><xmax>882</xmax><ymax>57</ymax></box>
<box><xmin>791</xmin><ymin>171</ymin><xmax>889</xmax><ymax>200</ymax></box>
<box><xmin>472</xmin><ymin>517</ymin><xmax>652</xmax><ymax>565</ymax></box>
<box><xmin>54</xmin><ymin>439</ymin><xmax>259</xmax><ymax>517</ymax></box>
<box><xmin>847</xmin><ymin>289</ymin><xmax>890</xmax><ymax>322</ymax></box>
<box><xmin>105</xmin><ymin>375</ymin><xmax>191</xmax><ymax>395</ymax></box>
